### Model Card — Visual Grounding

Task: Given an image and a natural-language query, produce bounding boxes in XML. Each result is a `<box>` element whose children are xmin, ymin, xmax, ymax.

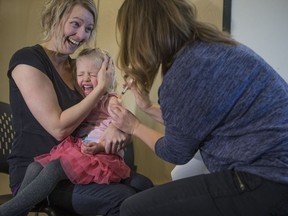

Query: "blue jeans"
<box><xmin>49</xmin><ymin>181</ymin><xmax>134</xmax><ymax>216</ymax></box>
<box><xmin>49</xmin><ymin>171</ymin><xmax>153</xmax><ymax>216</ymax></box>
<box><xmin>120</xmin><ymin>170</ymin><xmax>288</xmax><ymax>216</ymax></box>
<box><xmin>10</xmin><ymin>169</ymin><xmax>153</xmax><ymax>216</ymax></box>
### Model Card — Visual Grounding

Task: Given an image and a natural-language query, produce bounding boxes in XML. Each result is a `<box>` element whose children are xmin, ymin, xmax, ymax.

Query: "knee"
<box><xmin>46</xmin><ymin>159</ymin><xmax>66</xmax><ymax>177</ymax></box>
<box><xmin>136</xmin><ymin>175</ymin><xmax>154</xmax><ymax>191</ymax></box>
<box><xmin>120</xmin><ymin>196</ymin><xmax>138</xmax><ymax>216</ymax></box>
<box><xmin>125</xmin><ymin>172</ymin><xmax>154</xmax><ymax>192</ymax></box>
<box><xmin>116</xmin><ymin>185</ymin><xmax>137</xmax><ymax>200</ymax></box>
<box><xmin>26</xmin><ymin>161</ymin><xmax>43</xmax><ymax>174</ymax></box>
<box><xmin>48</xmin><ymin>159</ymin><xmax>61</xmax><ymax>168</ymax></box>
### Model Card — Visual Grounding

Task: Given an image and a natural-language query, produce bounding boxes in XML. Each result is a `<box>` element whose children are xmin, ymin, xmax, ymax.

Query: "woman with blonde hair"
<box><xmin>1</xmin><ymin>47</ymin><xmax>153</xmax><ymax>216</ymax></box>
<box><xmin>4</xmin><ymin>0</ymin><xmax>148</xmax><ymax>215</ymax></box>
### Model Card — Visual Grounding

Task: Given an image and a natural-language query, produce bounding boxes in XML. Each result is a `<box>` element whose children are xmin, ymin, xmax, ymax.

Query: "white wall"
<box><xmin>231</xmin><ymin>0</ymin><xmax>288</xmax><ymax>82</ymax></box>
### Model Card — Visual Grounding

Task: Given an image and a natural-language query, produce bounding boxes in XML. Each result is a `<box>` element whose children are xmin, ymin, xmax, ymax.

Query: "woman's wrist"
<box><xmin>95</xmin><ymin>84</ymin><xmax>107</xmax><ymax>94</ymax></box>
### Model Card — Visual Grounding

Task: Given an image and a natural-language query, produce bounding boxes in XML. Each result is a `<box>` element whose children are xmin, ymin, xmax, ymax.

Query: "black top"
<box><xmin>7</xmin><ymin>44</ymin><xmax>83</xmax><ymax>189</ymax></box>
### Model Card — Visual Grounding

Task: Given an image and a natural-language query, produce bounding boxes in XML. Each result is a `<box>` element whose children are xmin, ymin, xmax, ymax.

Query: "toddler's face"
<box><xmin>76</xmin><ymin>56</ymin><xmax>101</xmax><ymax>96</ymax></box>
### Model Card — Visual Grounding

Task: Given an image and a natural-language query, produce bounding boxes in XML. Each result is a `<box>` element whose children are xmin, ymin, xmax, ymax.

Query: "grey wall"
<box><xmin>231</xmin><ymin>0</ymin><xmax>288</xmax><ymax>82</ymax></box>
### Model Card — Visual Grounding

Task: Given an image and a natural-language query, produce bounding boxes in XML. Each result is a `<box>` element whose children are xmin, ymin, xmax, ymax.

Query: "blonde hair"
<box><xmin>117</xmin><ymin>0</ymin><xmax>237</xmax><ymax>94</ymax></box>
<box><xmin>76</xmin><ymin>48</ymin><xmax>117</xmax><ymax>92</ymax></box>
<box><xmin>41</xmin><ymin>0</ymin><xmax>97</xmax><ymax>46</ymax></box>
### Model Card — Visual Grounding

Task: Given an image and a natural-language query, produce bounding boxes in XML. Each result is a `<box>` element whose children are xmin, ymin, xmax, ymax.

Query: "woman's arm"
<box><xmin>141</xmin><ymin>103</ymin><xmax>163</xmax><ymax>124</ymax></box>
<box><xmin>110</xmin><ymin>104</ymin><xmax>200</xmax><ymax>164</ymax></box>
<box><xmin>110</xmin><ymin>104</ymin><xmax>163</xmax><ymax>152</ymax></box>
<box><xmin>11</xmin><ymin>59</ymin><xmax>113</xmax><ymax>141</ymax></box>
<box><xmin>126</xmin><ymin>80</ymin><xmax>164</xmax><ymax>123</ymax></box>
<box><xmin>100</xmin><ymin>96</ymin><xmax>131</xmax><ymax>154</ymax></box>
<box><xmin>132</xmin><ymin>122</ymin><xmax>163</xmax><ymax>152</ymax></box>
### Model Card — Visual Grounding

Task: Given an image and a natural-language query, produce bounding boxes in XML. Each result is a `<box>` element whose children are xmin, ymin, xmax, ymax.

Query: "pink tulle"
<box><xmin>34</xmin><ymin>136</ymin><xmax>130</xmax><ymax>184</ymax></box>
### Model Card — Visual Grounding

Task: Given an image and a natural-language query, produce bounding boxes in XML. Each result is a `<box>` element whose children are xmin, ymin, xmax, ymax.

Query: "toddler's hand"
<box><xmin>81</xmin><ymin>141</ymin><xmax>105</xmax><ymax>155</ymax></box>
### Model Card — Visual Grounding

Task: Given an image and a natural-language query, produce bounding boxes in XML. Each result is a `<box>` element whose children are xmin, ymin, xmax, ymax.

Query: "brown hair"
<box><xmin>117</xmin><ymin>0</ymin><xmax>237</xmax><ymax>94</ymax></box>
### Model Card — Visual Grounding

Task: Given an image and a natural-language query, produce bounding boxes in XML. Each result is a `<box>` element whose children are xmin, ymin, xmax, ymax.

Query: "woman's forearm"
<box><xmin>141</xmin><ymin>103</ymin><xmax>164</xmax><ymax>124</ymax></box>
<box><xmin>56</xmin><ymin>87</ymin><xmax>106</xmax><ymax>138</ymax></box>
<box><xmin>13</xmin><ymin>65</ymin><xmax>108</xmax><ymax>141</ymax></box>
<box><xmin>132</xmin><ymin>122</ymin><xmax>163</xmax><ymax>152</ymax></box>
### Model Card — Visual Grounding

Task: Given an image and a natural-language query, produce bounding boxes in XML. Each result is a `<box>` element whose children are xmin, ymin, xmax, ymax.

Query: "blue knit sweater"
<box><xmin>155</xmin><ymin>41</ymin><xmax>288</xmax><ymax>184</ymax></box>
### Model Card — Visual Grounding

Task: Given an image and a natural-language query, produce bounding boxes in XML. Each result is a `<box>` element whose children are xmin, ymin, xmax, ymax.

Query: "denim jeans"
<box><xmin>49</xmin><ymin>181</ymin><xmax>134</xmax><ymax>216</ymax></box>
<box><xmin>120</xmin><ymin>170</ymin><xmax>288</xmax><ymax>216</ymax></box>
<box><xmin>10</xmin><ymin>168</ymin><xmax>153</xmax><ymax>216</ymax></box>
<box><xmin>49</xmin><ymin>171</ymin><xmax>153</xmax><ymax>216</ymax></box>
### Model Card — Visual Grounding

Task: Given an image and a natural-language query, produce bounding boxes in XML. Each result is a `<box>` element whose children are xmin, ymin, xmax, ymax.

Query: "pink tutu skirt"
<box><xmin>34</xmin><ymin>136</ymin><xmax>130</xmax><ymax>184</ymax></box>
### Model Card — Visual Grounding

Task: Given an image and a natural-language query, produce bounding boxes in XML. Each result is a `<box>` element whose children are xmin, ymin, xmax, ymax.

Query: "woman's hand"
<box><xmin>96</xmin><ymin>57</ymin><xmax>114</xmax><ymax>94</ymax></box>
<box><xmin>110</xmin><ymin>104</ymin><xmax>140</xmax><ymax>135</ymax></box>
<box><xmin>99</xmin><ymin>123</ymin><xmax>131</xmax><ymax>154</ymax></box>
<box><xmin>110</xmin><ymin>104</ymin><xmax>163</xmax><ymax>153</ymax></box>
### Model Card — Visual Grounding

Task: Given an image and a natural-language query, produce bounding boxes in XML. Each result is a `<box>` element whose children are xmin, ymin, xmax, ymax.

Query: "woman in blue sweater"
<box><xmin>110</xmin><ymin>0</ymin><xmax>288</xmax><ymax>215</ymax></box>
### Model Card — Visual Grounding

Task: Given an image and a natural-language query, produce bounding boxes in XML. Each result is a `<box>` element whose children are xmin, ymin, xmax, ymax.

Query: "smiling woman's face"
<box><xmin>52</xmin><ymin>4</ymin><xmax>95</xmax><ymax>54</ymax></box>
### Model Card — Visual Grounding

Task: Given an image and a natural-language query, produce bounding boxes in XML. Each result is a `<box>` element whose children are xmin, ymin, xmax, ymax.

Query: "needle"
<box><xmin>121</xmin><ymin>85</ymin><xmax>129</xmax><ymax>95</ymax></box>
<box><xmin>117</xmin><ymin>86</ymin><xmax>128</xmax><ymax>103</ymax></box>
<box><xmin>117</xmin><ymin>79</ymin><xmax>134</xmax><ymax>103</ymax></box>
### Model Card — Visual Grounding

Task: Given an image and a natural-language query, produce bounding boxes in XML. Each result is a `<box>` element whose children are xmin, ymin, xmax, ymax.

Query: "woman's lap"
<box><xmin>120</xmin><ymin>170</ymin><xmax>288</xmax><ymax>216</ymax></box>
<box><xmin>49</xmin><ymin>180</ymin><xmax>136</xmax><ymax>215</ymax></box>
<box><xmin>48</xmin><ymin>171</ymin><xmax>154</xmax><ymax>216</ymax></box>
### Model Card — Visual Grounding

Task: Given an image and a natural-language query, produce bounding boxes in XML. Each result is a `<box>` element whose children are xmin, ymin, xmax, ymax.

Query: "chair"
<box><xmin>0</xmin><ymin>101</ymin><xmax>73</xmax><ymax>216</ymax></box>
<box><xmin>0</xmin><ymin>101</ymin><xmax>137</xmax><ymax>216</ymax></box>
<box><xmin>124</xmin><ymin>142</ymin><xmax>137</xmax><ymax>172</ymax></box>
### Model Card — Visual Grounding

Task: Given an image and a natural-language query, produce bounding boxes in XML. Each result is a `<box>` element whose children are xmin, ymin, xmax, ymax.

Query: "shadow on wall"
<box><xmin>0</xmin><ymin>0</ymin><xmax>44</xmax><ymax>102</ymax></box>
